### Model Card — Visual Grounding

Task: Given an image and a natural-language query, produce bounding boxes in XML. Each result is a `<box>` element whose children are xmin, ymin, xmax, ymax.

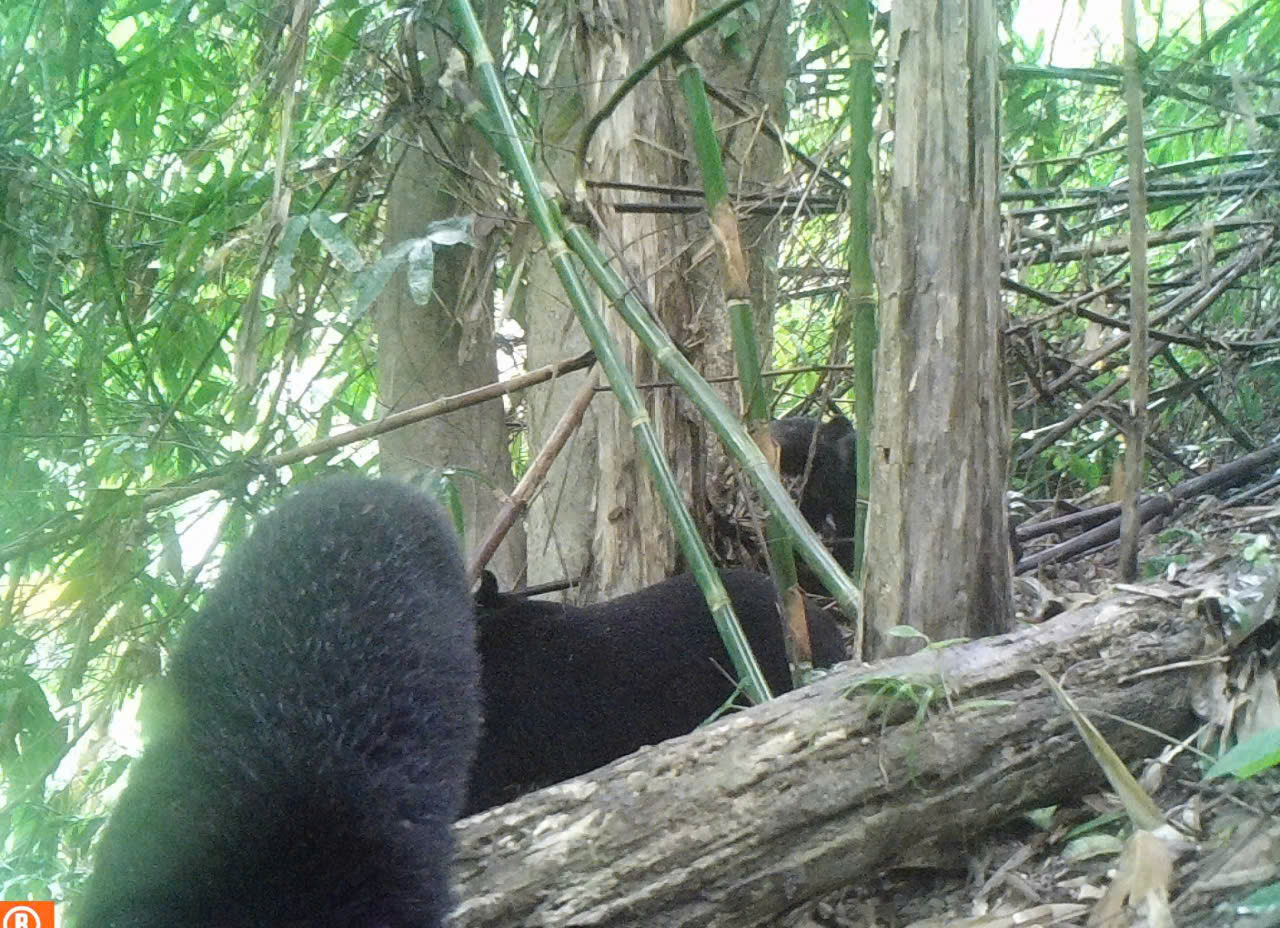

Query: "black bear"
<box><xmin>466</xmin><ymin>568</ymin><xmax>846</xmax><ymax>814</ymax></box>
<box><xmin>77</xmin><ymin>478</ymin><xmax>480</xmax><ymax>928</ymax></box>
<box><xmin>770</xmin><ymin>415</ymin><xmax>857</xmax><ymax>569</ymax></box>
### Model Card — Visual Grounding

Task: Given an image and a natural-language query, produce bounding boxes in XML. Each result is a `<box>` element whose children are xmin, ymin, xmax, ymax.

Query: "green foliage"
<box><xmin>1142</xmin><ymin>531</ymin><xmax>1191</xmax><ymax>577</ymax></box>
<box><xmin>1234</xmin><ymin>881</ymin><xmax>1280</xmax><ymax>918</ymax></box>
<box><xmin>1203</xmin><ymin>725</ymin><xmax>1280</xmax><ymax>921</ymax></box>
<box><xmin>999</xmin><ymin>0</ymin><xmax>1280</xmax><ymax>496</ymax></box>
<box><xmin>842</xmin><ymin>667</ymin><xmax>945</xmax><ymax>727</ymax></box>
<box><xmin>771</xmin><ymin>218</ymin><xmax>852</xmax><ymax>414</ymax></box>
<box><xmin>0</xmin><ymin>0</ymin><xmax>419</xmax><ymax>897</ymax></box>
<box><xmin>0</xmin><ymin>673</ymin><xmax>64</xmax><ymax>791</ymax></box>
<box><xmin>1204</xmin><ymin>726</ymin><xmax>1280</xmax><ymax>780</ymax></box>
<box><xmin>1233</xmin><ymin>532</ymin><xmax>1275</xmax><ymax>566</ymax></box>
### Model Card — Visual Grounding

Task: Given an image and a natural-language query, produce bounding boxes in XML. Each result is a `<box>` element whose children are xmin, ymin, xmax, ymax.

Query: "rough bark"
<box><xmin>865</xmin><ymin>0</ymin><xmax>1011</xmax><ymax>654</ymax></box>
<box><xmin>451</xmin><ymin>589</ymin><xmax>1205</xmax><ymax>927</ymax></box>
<box><xmin>522</xmin><ymin>272</ymin><xmax>599</xmax><ymax>592</ymax></box>
<box><xmin>522</xmin><ymin>0</ymin><xmax>789</xmax><ymax>600</ymax></box>
<box><xmin>375</xmin><ymin>3</ymin><xmax>523</xmax><ymax>586</ymax></box>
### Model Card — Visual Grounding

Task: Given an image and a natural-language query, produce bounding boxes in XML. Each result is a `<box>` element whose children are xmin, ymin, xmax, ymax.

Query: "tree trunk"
<box><xmin>375</xmin><ymin>3</ymin><xmax>523</xmax><ymax>586</ymax></box>
<box><xmin>864</xmin><ymin>0</ymin><xmax>1010</xmax><ymax>655</ymax></box>
<box><xmin>522</xmin><ymin>0</ymin><xmax>790</xmax><ymax>600</ymax></box>
<box><xmin>451</xmin><ymin>589</ymin><xmax>1205</xmax><ymax>927</ymax></box>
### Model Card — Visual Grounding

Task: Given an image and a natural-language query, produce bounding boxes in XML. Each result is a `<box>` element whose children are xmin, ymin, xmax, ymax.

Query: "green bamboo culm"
<box><xmin>673</xmin><ymin>45</ymin><xmax>806</xmax><ymax>674</ymax></box>
<box><xmin>447</xmin><ymin>0</ymin><xmax>775</xmax><ymax>703</ymax></box>
<box><xmin>676</xmin><ymin>59</ymin><xmax>728</xmax><ymax>207</ymax></box>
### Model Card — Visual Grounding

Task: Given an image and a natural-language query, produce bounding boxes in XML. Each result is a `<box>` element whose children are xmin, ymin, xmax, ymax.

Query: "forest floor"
<box><xmin>797</xmin><ymin>497</ymin><xmax>1280</xmax><ymax>928</ymax></box>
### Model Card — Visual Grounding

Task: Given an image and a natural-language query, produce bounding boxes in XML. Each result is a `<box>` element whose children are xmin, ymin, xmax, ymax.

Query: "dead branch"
<box><xmin>1014</xmin><ymin>441</ymin><xmax>1280</xmax><ymax>572</ymax></box>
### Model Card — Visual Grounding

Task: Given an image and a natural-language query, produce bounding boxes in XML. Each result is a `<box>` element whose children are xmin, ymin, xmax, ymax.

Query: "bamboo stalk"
<box><xmin>447</xmin><ymin>0</ymin><xmax>775</xmax><ymax>702</ymax></box>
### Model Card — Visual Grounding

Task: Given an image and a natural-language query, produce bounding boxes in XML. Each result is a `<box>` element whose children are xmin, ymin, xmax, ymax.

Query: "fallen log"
<box><xmin>449</xmin><ymin>581</ymin><xmax>1213</xmax><ymax>927</ymax></box>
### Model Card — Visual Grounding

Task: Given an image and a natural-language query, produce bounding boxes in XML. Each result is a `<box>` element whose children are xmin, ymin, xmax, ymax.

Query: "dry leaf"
<box><xmin>1088</xmin><ymin>830</ymin><xmax>1175</xmax><ymax>928</ymax></box>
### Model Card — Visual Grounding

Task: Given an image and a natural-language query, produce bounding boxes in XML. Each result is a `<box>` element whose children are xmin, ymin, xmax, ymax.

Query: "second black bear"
<box><xmin>77</xmin><ymin>478</ymin><xmax>480</xmax><ymax>928</ymax></box>
<box><xmin>770</xmin><ymin>415</ymin><xmax>857</xmax><ymax>569</ymax></box>
<box><xmin>466</xmin><ymin>569</ymin><xmax>846</xmax><ymax>814</ymax></box>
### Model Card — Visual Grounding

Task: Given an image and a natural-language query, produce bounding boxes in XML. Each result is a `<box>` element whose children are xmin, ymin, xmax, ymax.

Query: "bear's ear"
<box><xmin>821</xmin><ymin>413</ymin><xmax>854</xmax><ymax>441</ymax></box>
<box><xmin>475</xmin><ymin>569</ymin><xmax>503</xmax><ymax>608</ymax></box>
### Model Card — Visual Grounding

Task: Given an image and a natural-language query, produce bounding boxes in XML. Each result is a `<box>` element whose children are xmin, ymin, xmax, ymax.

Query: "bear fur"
<box><xmin>466</xmin><ymin>568</ymin><xmax>845</xmax><ymax>814</ymax></box>
<box><xmin>770</xmin><ymin>415</ymin><xmax>857</xmax><ymax>569</ymax></box>
<box><xmin>768</xmin><ymin>417</ymin><xmax>860</xmax><ymax>568</ymax></box>
<box><xmin>77</xmin><ymin>477</ymin><xmax>480</xmax><ymax>928</ymax></box>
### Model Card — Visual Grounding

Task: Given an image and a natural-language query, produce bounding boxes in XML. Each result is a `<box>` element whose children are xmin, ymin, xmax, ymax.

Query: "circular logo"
<box><xmin>1</xmin><ymin>906</ymin><xmax>44</xmax><ymax>928</ymax></box>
